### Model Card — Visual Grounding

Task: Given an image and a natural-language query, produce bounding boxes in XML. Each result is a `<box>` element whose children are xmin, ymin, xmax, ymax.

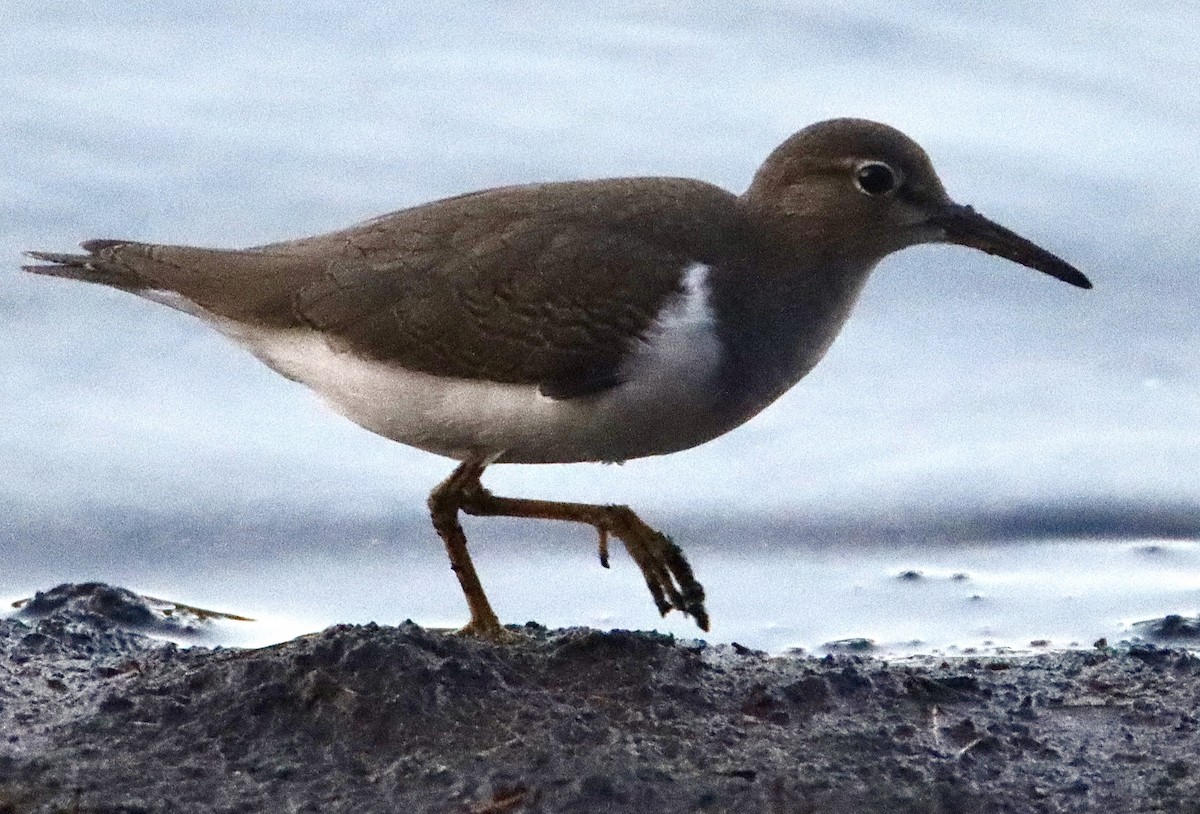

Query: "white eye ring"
<box><xmin>854</xmin><ymin>161</ymin><xmax>900</xmax><ymax>196</ymax></box>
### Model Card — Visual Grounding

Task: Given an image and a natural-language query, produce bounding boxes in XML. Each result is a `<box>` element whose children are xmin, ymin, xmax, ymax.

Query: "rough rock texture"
<box><xmin>3</xmin><ymin>584</ymin><xmax>1200</xmax><ymax>813</ymax></box>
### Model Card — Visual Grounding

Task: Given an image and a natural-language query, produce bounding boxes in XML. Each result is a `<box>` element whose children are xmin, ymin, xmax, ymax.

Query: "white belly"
<box><xmin>223</xmin><ymin>327</ymin><xmax>727</xmax><ymax>463</ymax></box>
<box><xmin>205</xmin><ymin>264</ymin><xmax>732</xmax><ymax>463</ymax></box>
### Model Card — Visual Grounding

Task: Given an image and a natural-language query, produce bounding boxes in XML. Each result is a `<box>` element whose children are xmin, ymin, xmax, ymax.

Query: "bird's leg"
<box><xmin>455</xmin><ymin>475</ymin><xmax>709</xmax><ymax>631</ymax></box>
<box><xmin>427</xmin><ymin>456</ymin><xmax>507</xmax><ymax>639</ymax></box>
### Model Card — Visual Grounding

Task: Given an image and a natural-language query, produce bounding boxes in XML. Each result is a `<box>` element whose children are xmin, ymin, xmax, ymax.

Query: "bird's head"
<box><xmin>744</xmin><ymin>118</ymin><xmax>1091</xmax><ymax>289</ymax></box>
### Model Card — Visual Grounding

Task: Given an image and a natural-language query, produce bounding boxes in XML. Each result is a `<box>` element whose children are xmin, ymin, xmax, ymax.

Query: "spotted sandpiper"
<box><xmin>24</xmin><ymin>118</ymin><xmax>1091</xmax><ymax>638</ymax></box>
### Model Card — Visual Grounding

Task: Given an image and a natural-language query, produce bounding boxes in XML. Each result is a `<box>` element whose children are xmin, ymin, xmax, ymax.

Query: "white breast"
<box><xmin>193</xmin><ymin>262</ymin><xmax>733</xmax><ymax>464</ymax></box>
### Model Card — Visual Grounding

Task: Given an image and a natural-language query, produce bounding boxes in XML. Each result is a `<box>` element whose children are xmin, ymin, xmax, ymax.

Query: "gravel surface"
<box><xmin>3</xmin><ymin>584</ymin><xmax>1200</xmax><ymax>813</ymax></box>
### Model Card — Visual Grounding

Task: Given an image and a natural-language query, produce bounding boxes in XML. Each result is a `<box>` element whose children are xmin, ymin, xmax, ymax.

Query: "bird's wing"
<box><xmin>292</xmin><ymin>178</ymin><xmax>742</xmax><ymax>398</ymax></box>
<box><xmin>24</xmin><ymin>178</ymin><xmax>744</xmax><ymax>400</ymax></box>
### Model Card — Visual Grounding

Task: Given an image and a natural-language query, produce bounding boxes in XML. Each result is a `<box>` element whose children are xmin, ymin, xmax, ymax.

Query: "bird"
<box><xmin>24</xmin><ymin>118</ymin><xmax>1091</xmax><ymax>639</ymax></box>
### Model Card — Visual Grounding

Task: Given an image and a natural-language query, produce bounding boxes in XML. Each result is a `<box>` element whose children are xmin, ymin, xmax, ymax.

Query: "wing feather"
<box><xmin>293</xmin><ymin>179</ymin><xmax>743</xmax><ymax>397</ymax></box>
<box><xmin>27</xmin><ymin>177</ymin><xmax>746</xmax><ymax>400</ymax></box>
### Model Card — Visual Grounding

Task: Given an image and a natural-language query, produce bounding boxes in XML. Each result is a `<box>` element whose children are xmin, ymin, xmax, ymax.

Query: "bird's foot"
<box><xmin>593</xmin><ymin>508</ymin><xmax>709</xmax><ymax>632</ymax></box>
<box><xmin>450</xmin><ymin>465</ymin><xmax>711</xmax><ymax>632</ymax></box>
<box><xmin>454</xmin><ymin>618</ymin><xmax>524</xmax><ymax>643</ymax></box>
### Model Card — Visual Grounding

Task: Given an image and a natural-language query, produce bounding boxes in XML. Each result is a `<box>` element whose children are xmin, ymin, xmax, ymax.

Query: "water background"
<box><xmin>4</xmin><ymin>2</ymin><xmax>1198</xmax><ymax>652</ymax></box>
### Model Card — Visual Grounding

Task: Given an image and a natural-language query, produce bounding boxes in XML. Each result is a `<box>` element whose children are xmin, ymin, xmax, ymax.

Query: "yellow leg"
<box><xmin>425</xmin><ymin>458</ymin><xmax>709</xmax><ymax>634</ymax></box>
<box><xmin>427</xmin><ymin>458</ymin><xmax>506</xmax><ymax>638</ymax></box>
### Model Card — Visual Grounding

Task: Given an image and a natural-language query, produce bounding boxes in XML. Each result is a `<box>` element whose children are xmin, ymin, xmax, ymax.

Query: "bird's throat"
<box><xmin>707</xmin><ymin>257</ymin><xmax>877</xmax><ymax>422</ymax></box>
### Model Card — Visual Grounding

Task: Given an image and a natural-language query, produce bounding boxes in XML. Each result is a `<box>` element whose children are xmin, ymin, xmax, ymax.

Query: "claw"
<box><xmin>451</xmin><ymin>479</ymin><xmax>710</xmax><ymax>632</ymax></box>
<box><xmin>597</xmin><ymin>527</ymin><xmax>610</xmax><ymax>568</ymax></box>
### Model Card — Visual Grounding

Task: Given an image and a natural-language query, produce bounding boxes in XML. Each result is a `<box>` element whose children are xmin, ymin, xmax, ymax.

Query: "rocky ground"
<box><xmin>3</xmin><ymin>584</ymin><xmax>1200</xmax><ymax>814</ymax></box>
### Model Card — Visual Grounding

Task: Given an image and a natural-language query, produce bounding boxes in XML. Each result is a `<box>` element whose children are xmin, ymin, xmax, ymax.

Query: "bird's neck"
<box><xmin>707</xmin><ymin>254</ymin><xmax>878</xmax><ymax>421</ymax></box>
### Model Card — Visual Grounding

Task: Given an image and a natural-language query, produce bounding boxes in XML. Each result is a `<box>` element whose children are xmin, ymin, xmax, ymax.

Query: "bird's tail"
<box><xmin>22</xmin><ymin>240</ymin><xmax>145</xmax><ymax>290</ymax></box>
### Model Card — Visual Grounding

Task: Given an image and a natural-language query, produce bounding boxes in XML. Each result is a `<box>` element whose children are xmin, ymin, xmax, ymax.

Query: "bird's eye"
<box><xmin>854</xmin><ymin>162</ymin><xmax>899</xmax><ymax>196</ymax></box>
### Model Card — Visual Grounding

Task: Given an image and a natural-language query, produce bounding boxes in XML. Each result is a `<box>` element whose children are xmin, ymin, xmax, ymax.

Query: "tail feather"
<box><xmin>80</xmin><ymin>239</ymin><xmax>128</xmax><ymax>253</ymax></box>
<box><xmin>24</xmin><ymin>238</ymin><xmax>321</xmax><ymax>326</ymax></box>
<box><xmin>22</xmin><ymin>242</ymin><xmax>144</xmax><ymax>289</ymax></box>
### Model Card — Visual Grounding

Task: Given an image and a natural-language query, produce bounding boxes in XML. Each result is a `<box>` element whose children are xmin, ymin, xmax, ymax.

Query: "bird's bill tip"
<box><xmin>930</xmin><ymin>204</ymin><xmax>1092</xmax><ymax>289</ymax></box>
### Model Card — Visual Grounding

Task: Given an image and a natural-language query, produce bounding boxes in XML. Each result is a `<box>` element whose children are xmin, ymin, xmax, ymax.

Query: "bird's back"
<box><xmin>25</xmin><ymin>176</ymin><xmax>742</xmax><ymax>325</ymax></box>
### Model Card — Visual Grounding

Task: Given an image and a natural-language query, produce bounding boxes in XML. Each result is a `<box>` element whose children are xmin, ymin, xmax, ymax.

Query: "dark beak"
<box><xmin>928</xmin><ymin>203</ymin><xmax>1092</xmax><ymax>289</ymax></box>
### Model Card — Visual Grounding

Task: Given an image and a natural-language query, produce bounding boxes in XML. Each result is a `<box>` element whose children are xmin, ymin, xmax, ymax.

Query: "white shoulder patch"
<box><xmin>620</xmin><ymin>261</ymin><xmax>721</xmax><ymax>390</ymax></box>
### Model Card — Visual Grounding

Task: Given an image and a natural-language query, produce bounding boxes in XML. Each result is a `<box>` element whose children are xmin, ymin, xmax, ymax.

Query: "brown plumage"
<box><xmin>23</xmin><ymin>118</ymin><xmax>1090</xmax><ymax>638</ymax></box>
<box><xmin>27</xmin><ymin>178</ymin><xmax>751</xmax><ymax>399</ymax></box>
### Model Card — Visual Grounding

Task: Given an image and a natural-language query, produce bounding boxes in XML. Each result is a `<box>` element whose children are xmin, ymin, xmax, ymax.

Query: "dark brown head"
<box><xmin>744</xmin><ymin>118</ymin><xmax>1090</xmax><ymax>288</ymax></box>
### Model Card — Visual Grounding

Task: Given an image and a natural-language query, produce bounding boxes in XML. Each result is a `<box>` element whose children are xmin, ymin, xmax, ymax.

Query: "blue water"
<box><xmin>3</xmin><ymin>3</ymin><xmax>1198</xmax><ymax>649</ymax></box>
